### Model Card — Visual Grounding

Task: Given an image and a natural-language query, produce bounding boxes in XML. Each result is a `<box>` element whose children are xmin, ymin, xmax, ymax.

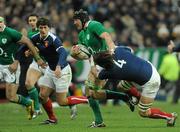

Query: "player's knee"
<box><xmin>6</xmin><ymin>93</ymin><xmax>16</xmax><ymax>102</ymax></box>
<box><xmin>39</xmin><ymin>92</ymin><xmax>48</xmax><ymax>102</ymax></box>
<box><xmin>25</xmin><ymin>80</ymin><xmax>33</xmax><ymax>89</ymax></box>
<box><xmin>57</xmin><ymin>99</ymin><xmax>67</xmax><ymax>106</ymax></box>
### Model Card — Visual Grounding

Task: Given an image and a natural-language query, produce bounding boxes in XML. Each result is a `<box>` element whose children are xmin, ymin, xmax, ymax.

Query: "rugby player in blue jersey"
<box><xmin>30</xmin><ymin>18</ymin><xmax>88</xmax><ymax>124</ymax></box>
<box><xmin>94</xmin><ymin>46</ymin><xmax>178</xmax><ymax>127</ymax></box>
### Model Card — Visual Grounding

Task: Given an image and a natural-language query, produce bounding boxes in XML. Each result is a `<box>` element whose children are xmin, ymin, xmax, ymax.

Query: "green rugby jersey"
<box><xmin>27</xmin><ymin>28</ymin><xmax>39</xmax><ymax>38</ymax></box>
<box><xmin>78</xmin><ymin>20</ymin><xmax>108</xmax><ymax>54</ymax></box>
<box><xmin>0</xmin><ymin>27</ymin><xmax>22</xmax><ymax>65</ymax></box>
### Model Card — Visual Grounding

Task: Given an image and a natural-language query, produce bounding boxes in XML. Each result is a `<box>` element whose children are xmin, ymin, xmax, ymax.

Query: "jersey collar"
<box><xmin>40</xmin><ymin>32</ymin><xmax>50</xmax><ymax>40</ymax></box>
<box><xmin>84</xmin><ymin>20</ymin><xmax>91</xmax><ymax>29</ymax></box>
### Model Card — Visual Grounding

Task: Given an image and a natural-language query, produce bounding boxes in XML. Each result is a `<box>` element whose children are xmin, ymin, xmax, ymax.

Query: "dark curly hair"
<box><xmin>36</xmin><ymin>17</ymin><xmax>50</xmax><ymax>27</ymax></box>
<box><xmin>93</xmin><ymin>51</ymin><xmax>114</xmax><ymax>69</ymax></box>
<box><xmin>73</xmin><ymin>9</ymin><xmax>90</xmax><ymax>27</ymax></box>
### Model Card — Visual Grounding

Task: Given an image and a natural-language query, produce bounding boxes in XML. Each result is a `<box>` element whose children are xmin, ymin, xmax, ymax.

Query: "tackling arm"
<box><xmin>100</xmin><ymin>32</ymin><xmax>116</xmax><ymax>54</ymax></box>
<box><xmin>17</xmin><ymin>35</ymin><xmax>46</xmax><ymax>68</ymax></box>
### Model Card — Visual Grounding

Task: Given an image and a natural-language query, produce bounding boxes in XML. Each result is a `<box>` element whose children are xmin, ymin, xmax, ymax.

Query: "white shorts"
<box><xmin>133</xmin><ymin>63</ymin><xmax>161</xmax><ymax>99</ymax></box>
<box><xmin>0</xmin><ymin>64</ymin><xmax>20</xmax><ymax>84</ymax></box>
<box><xmin>29</xmin><ymin>60</ymin><xmax>46</xmax><ymax>74</ymax></box>
<box><xmin>38</xmin><ymin>64</ymin><xmax>72</xmax><ymax>93</ymax></box>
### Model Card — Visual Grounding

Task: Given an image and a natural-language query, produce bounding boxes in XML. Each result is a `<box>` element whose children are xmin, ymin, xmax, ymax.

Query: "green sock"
<box><xmin>88</xmin><ymin>97</ymin><xmax>103</xmax><ymax>124</ymax></box>
<box><xmin>18</xmin><ymin>95</ymin><xmax>32</xmax><ymax>106</ymax></box>
<box><xmin>106</xmin><ymin>90</ymin><xmax>128</xmax><ymax>102</ymax></box>
<box><xmin>28</xmin><ymin>87</ymin><xmax>40</xmax><ymax>110</ymax></box>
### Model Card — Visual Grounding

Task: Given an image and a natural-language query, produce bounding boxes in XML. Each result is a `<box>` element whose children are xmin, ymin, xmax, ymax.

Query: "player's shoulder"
<box><xmin>31</xmin><ymin>32</ymin><xmax>40</xmax><ymax>40</ymax></box>
<box><xmin>5</xmin><ymin>27</ymin><xmax>19</xmax><ymax>34</ymax></box>
<box><xmin>117</xmin><ymin>46</ymin><xmax>134</xmax><ymax>53</ymax></box>
<box><xmin>4</xmin><ymin>27</ymin><xmax>22</xmax><ymax>39</ymax></box>
<box><xmin>88</xmin><ymin>20</ymin><xmax>102</xmax><ymax>28</ymax></box>
<box><xmin>48</xmin><ymin>32</ymin><xmax>60</xmax><ymax>41</ymax></box>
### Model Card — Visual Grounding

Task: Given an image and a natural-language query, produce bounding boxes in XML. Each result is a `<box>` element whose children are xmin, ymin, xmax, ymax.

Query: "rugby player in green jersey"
<box><xmin>18</xmin><ymin>14</ymin><xmax>43</xmax><ymax>119</ymax></box>
<box><xmin>0</xmin><ymin>16</ymin><xmax>46</xmax><ymax>120</ymax></box>
<box><xmin>24</xmin><ymin>14</ymin><xmax>43</xmax><ymax>118</ymax></box>
<box><xmin>72</xmin><ymin>9</ymin><xmax>138</xmax><ymax>127</ymax></box>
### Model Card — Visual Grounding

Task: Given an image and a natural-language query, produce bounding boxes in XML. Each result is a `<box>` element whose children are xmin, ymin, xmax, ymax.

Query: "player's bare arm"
<box><xmin>100</xmin><ymin>32</ymin><xmax>115</xmax><ymax>54</ymax></box>
<box><xmin>17</xmin><ymin>35</ymin><xmax>46</xmax><ymax>68</ymax></box>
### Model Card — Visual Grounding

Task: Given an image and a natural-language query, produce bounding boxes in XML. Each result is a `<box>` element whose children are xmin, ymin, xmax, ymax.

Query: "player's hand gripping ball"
<box><xmin>70</xmin><ymin>44</ymin><xmax>91</xmax><ymax>60</ymax></box>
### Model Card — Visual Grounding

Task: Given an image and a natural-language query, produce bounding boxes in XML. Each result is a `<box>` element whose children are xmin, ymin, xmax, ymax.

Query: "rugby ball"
<box><xmin>71</xmin><ymin>44</ymin><xmax>91</xmax><ymax>60</ymax></box>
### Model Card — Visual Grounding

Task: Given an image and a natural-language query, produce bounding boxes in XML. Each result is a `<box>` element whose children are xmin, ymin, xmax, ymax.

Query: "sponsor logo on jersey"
<box><xmin>87</xmin><ymin>34</ymin><xmax>90</xmax><ymax>40</ymax></box>
<box><xmin>2</xmin><ymin>38</ymin><xmax>7</xmax><ymax>44</ymax></box>
<box><xmin>44</xmin><ymin>41</ymin><xmax>49</xmax><ymax>47</ymax></box>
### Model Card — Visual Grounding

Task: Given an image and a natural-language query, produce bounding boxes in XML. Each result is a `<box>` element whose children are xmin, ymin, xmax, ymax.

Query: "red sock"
<box><xmin>127</xmin><ymin>87</ymin><xmax>141</xmax><ymax>100</ymax></box>
<box><xmin>149</xmin><ymin>108</ymin><xmax>172</xmax><ymax>120</ymax></box>
<box><xmin>42</xmin><ymin>98</ymin><xmax>57</xmax><ymax>121</ymax></box>
<box><xmin>67</xmin><ymin>96</ymin><xmax>88</xmax><ymax>105</ymax></box>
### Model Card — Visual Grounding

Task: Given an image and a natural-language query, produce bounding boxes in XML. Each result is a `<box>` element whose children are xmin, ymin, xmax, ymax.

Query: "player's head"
<box><xmin>93</xmin><ymin>51</ymin><xmax>114</xmax><ymax>69</ymax></box>
<box><xmin>0</xmin><ymin>16</ymin><xmax>5</xmax><ymax>32</ymax></box>
<box><xmin>73</xmin><ymin>9</ymin><xmax>90</xmax><ymax>30</ymax></box>
<box><xmin>37</xmin><ymin>17</ymin><xmax>50</xmax><ymax>38</ymax></box>
<box><xmin>27</xmin><ymin>14</ymin><xmax>38</xmax><ymax>29</ymax></box>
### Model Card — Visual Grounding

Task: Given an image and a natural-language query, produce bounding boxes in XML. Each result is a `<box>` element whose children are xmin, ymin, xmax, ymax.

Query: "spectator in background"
<box><xmin>168</xmin><ymin>40</ymin><xmax>180</xmax><ymax>53</ymax></box>
<box><xmin>158</xmin><ymin>51</ymin><xmax>179</xmax><ymax>97</ymax></box>
<box><xmin>167</xmin><ymin>40</ymin><xmax>180</xmax><ymax>104</ymax></box>
<box><xmin>157</xmin><ymin>24</ymin><xmax>170</xmax><ymax>47</ymax></box>
<box><xmin>0</xmin><ymin>0</ymin><xmax>179</xmax><ymax>48</ymax></box>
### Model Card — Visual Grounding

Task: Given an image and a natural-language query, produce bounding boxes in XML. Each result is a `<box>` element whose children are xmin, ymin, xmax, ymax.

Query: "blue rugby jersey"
<box><xmin>98</xmin><ymin>46</ymin><xmax>152</xmax><ymax>85</ymax></box>
<box><xmin>31</xmin><ymin>32</ymin><xmax>68</xmax><ymax>70</ymax></box>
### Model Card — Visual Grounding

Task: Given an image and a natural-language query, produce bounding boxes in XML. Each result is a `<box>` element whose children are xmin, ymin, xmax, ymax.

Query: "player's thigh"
<box><xmin>86</xmin><ymin>72</ymin><xmax>105</xmax><ymax>89</ymax></box>
<box><xmin>26</xmin><ymin>68</ymin><xmax>42</xmax><ymax>88</ymax></box>
<box><xmin>89</xmin><ymin>89</ymin><xmax>106</xmax><ymax>100</ymax></box>
<box><xmin>38</xmin><ymin>73</ymin><xmax>54</xmax><ymax>99</ymax></box>
<box><xmin>56</xmin><ymin>92</ymin><xmax>68</xmax><ymax>106</ymax></box>
<box><xmin>53</xmin><ymin>65</ymin><xmax>72</xmax><ymax>93</ymax></box>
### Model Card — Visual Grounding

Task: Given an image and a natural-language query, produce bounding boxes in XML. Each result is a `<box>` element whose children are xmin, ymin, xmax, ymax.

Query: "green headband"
<box><xmin>0</xmin><ymin>17</ymin><xmax>4</xmax><ymax>22</ymax></box>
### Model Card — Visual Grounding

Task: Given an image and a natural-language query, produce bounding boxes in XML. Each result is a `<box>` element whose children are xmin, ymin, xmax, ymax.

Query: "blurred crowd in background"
<box><xmin>0</xmin><ymin>0</ymin><xmax>180</xmax><ymax>104</ymax></box>
<box><xmin>0</xmin><ymin>0</ymin><xmax>180</xmax><ymax>47</ymax></box>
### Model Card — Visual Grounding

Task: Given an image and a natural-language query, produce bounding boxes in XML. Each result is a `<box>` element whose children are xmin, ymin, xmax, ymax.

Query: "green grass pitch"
<box><xmin>0</xmin><ymin>101</ymin><xmax>179</xmax><ymax>132</ymax></box>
